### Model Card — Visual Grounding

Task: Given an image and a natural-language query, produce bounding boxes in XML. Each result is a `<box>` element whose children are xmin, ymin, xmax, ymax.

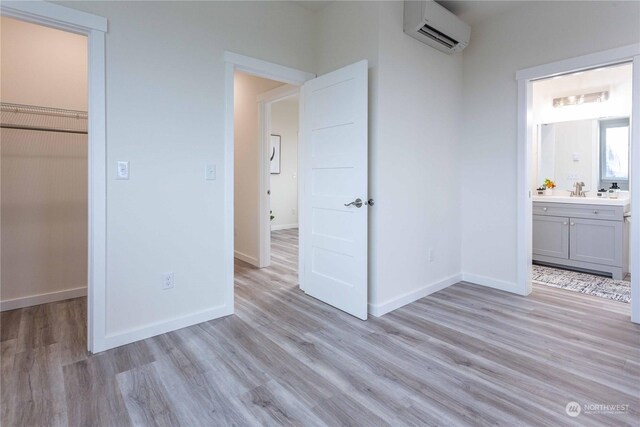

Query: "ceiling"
<box><xmin>291</xmin><ymin>1</ymin><xmax>525</xmax><ymax>24</ymax></box>
<box><xmin>438</xmin><ymin>0</ymin><xmax>525</xmax><ymax>25</ymax></box>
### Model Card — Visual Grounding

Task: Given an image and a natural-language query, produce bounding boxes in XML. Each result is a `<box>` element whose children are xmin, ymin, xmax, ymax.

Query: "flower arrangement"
<box><xmin>543</xmin><ymin>179</ymin><xmax>556</xmax><ymax>189</ymax></box>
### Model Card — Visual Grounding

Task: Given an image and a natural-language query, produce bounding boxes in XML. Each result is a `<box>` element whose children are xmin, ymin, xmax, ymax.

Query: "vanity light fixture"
<box><xmin>553</xmin><ymin>91</ymin><xmax>609</xmax><ymax>108</ymax></box>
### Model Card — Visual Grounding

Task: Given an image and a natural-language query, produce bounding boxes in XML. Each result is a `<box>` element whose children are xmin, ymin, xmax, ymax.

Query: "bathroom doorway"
<box><xmin>516</xmin><ymin>46</ymin><xmax>640</xmax><ymax>322</ymax></box>
<box><xmin>530</xmin><ymin>64</ymin><xmax>632</xmax><ymax>303</ymax></box>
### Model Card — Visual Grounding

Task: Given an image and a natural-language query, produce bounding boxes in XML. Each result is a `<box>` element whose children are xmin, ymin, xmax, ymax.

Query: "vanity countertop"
<box><xmin>532</xmin><ymin>195</ymin><xmax>630</xmax><ymax>206</ymax></box>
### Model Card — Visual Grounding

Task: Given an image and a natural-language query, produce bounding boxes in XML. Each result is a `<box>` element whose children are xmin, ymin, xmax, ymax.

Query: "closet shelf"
<box><xmin>1</xmin><ymin>102</ymin><xmax>88</xmax><ymax>135</ymax></box>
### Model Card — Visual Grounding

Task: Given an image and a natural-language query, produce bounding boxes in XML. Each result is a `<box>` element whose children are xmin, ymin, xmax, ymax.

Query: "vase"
<box><xmin>545</xmin><ymin>189</ymin><xmax>553</xmax><ymax>196</ymax></box>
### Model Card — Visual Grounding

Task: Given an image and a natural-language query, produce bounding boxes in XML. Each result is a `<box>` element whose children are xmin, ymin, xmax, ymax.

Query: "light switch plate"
<box><xmin>206</xmin><ymin>164</ymin><xmax>216</xmax><ymax>181</ymax></box>
<box><xmin>117</xmin><ymin>161</ymin><xmax>129</xmax><ymax>180</ymax></box>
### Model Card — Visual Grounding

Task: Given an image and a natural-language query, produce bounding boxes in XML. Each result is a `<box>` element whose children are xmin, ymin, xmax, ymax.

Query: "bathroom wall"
<box><xmin>234</xmin><ymin>72</ymin><xmax>284</xmax><ymax>265</ymax></box>
<box><xmin>531</xmin><ymin>63</ymin><xmax>633</xmax><ymax>193</ymax></box>
<box><xmin>536</xmin><ymin>120</ymin><xmax>598</xmax><ymax>192</ymax></box>
<box><xmin>269</xmin><ymin>96</ymin><xmax>299</xmax><ymax>230</ymax></box>
<box><xmin>532</xmin><ymin>63</ymin><xmax>632</xmax><ymax>125</ymax></box>
<box><xmin>1</xmin><ymin>17</ymin><xmax>88</xmax><ymax>309</ymax></box>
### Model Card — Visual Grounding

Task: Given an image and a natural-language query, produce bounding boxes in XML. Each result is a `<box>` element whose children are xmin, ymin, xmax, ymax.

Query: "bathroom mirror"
<box><xmin>535</xmin><ymin>117</ymin><xmax>630</xmax><ymax>192</ymax></box>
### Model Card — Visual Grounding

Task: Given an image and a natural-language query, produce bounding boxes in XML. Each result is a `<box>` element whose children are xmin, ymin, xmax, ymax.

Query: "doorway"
<box><xmin>224</xmin><ymin>53</ymin><xmax>371</xmax><ymax>320</ymax></box>
<box><xmin>530</xmin><ymin>63</ymin><xmax>632</xmax><ymax>303</ymax></box>
<box><xmin>0</xmin><ymin>1</ymin><xmax>107</xmax><ymax>352</ymax></box>
<box><xmin>516</xmin><ymin>45</ymin><xmax>640</xmax><ymax>323</ymax></box>
<box><xmin>0</xmin><ymin>17</ymin><xmax>88</xmax><ymax>343</ymax></box>
<box><xmin>232</xmin><ymin>70</ymin><xmax>301</xmax><ymax>280</ymax></box>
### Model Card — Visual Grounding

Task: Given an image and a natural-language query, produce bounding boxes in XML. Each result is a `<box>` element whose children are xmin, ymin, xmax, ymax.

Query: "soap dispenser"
<box><xmin>608</xmin><ymin>182</ymin><xmax>620</xmax><ymax>199</ymax></box>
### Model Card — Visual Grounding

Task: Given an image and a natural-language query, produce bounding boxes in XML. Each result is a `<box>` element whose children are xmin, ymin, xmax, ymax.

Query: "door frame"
<box><xmin>0</xmin><ymin>1</ymin><xmax>108</xmax><ymax>351</ymax></box>
<box><xmin>515</xmin><ymin>43</ymin><xmax>640</xmax><ymax>323</ymax></box>
<box><xmin>256</xmin><ymin>84</ymin><xmax>300</xmax><ymax>268</ymax></box>
<box><xmin>223</xmin><ymin>52</ymin><xmax>314</xmax><ymax>308</ymax></box>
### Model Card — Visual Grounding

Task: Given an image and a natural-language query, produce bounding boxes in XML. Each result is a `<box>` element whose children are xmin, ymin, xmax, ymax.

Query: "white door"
<box><xmin>299</xmin><ymin>60</ymin><xmax>369</xmax><ymax>320</ymax></box>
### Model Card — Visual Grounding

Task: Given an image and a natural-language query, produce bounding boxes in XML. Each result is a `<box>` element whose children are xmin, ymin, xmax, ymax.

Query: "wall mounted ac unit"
<box><xmin>404</xmin><ymin>1</ymin><xmax>471</xmax><ymax>54</ymax></box>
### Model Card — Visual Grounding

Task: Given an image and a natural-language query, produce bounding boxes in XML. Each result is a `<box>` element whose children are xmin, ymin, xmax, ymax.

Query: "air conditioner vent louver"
<box><xmin>418</xmin><ymin>24</ymin><xmax>458</xmax><ymax>49</ymax></box>
<box><xmin>404</xmin><ymin>1</ymin><xmax>471</xmax><ymax>54</ymax></box>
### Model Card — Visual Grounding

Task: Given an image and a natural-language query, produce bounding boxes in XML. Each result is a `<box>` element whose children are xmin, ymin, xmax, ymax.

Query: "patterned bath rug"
<box><xmin>532</xmin><ymin>264</ymin><xmax>630</xmax><ymax>303</ymax></box>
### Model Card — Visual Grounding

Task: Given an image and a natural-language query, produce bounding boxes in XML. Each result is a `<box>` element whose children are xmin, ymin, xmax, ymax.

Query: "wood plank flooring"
<box><xmin>1</xmin><ymin>228</ymin><xmax>639</xmax><ymax>426</ymax></box>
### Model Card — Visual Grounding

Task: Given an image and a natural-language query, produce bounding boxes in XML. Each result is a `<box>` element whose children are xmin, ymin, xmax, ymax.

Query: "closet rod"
<box><xmin>0</xmin><ymin>124</ymin><xmax>88</xmax><ymax>135</ymax></box>
<box><xmin>0</xmin><ymin>102</ymin><xmax>88</xmax><ymax>119</ymax></box>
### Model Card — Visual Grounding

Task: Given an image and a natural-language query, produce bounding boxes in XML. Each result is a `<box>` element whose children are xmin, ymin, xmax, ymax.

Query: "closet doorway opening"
<box><xmin>0</xmin><ymin>16</ymin><xmax>89</xmax><ymax>350</ymax></box>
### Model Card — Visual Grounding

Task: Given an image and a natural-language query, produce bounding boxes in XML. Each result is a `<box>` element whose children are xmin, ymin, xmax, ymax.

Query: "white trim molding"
<box><xmin>368</xmin><ymin>274</ymin><xmax>462</xmax><ymax>317</ymax></box>
<box><xmin>234</xmin><ymin>250</ymin><xmax>259</xmax><ymax>267</ymax></box>
<box><xmin>103</xmin><ymin>305</ymin><xmax>232</xmax><ymax>350</ymax></box>
<box><xmin>271</xmin><ymin>223</ymin><xmax>299</xmax><ymax>231</ymax></box>
<box><xmin>516</xmin><ymin>44</ymin><xmax>640</xmax><ymax>323</ymax></box>
<box><xmin>631</xmin><ymin>54</ymin><xmax>640</xmax><ymax>323</ymax></box>
<box><xmin>1</xmin><ymin>1</ymin><xmax>109</xmax><ymax>351</ymax></box>
<box><xmin>224</xmin><ymin>52</ymin><xmax>315</xmax><ymax>85</ymax></box>
<box><xmin>1</xmin><ymin>287</ymin><xmax>87</xmax><ymax>312</ymax></box>
<box><xmin>258</xmin><ymin>84</ymin><xmax>301</xmax><ymax>268</ymax></box>
<box><xmin>461</xmin><ymin>273</ymin><xmax>522</xmax><ymax>295</ymax></box>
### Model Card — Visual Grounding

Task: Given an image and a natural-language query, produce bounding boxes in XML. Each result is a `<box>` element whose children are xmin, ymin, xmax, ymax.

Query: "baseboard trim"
<box><xmin>461</xmin><ymin>272</ymin><xmax>523</xmax><ymax>295</ymax></box>
<box><xmin>234</xmin><ymin>250</ymin><xmax>259</xmax><ymax>267</ymax></box>
<box><xmin>271</xmin><ymin>223</ymin><xmax>298</xmax><ymax>231</ymax></box>
<box><xmin>368</xmin><ymin>273</ymin><xmax>462</xmax><ymax>317</ymax></box>
<box><xmin>1</xmin><ymin>286</ymin><xmax>87</xmax><ymax>311</ymax></box>
<box><xmin>99</xmin><ymin>304</ymin><xmax>233</xmax><ymax>353</ymax></box>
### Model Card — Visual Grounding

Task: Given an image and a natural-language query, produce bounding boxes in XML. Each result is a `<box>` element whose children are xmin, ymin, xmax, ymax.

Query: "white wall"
<box><xmin>270</xmin><ymin>96</ymin><xmax>299</xmax><ymax>230</ymax></box>
<box><xmin>50</xmin><ymin>0</ymin><xmax>317</xmax><ymax>341</ymax></box>
<box><xmin>0</xmin><ymin>16</ymin><xmax>87</xmax><ymax>110</ymax></box>
<box><xmin>234</xmin><ymin>72</ymin><xmax>283</xmax><ymax>264</ymax></box>
<box><xmin>461</xmin><ymin>1</ymin><xmax>640</xmax><ymax>290</ymax></box>
<box><xmin>316</xmin><ymin>1</ymin><xmax>463</xmax><ymax>314</ymax></box>
<box><xmin>1</xmin><ymin>17</ymin><xmax>88</xmax><ymax>308</ymax></box>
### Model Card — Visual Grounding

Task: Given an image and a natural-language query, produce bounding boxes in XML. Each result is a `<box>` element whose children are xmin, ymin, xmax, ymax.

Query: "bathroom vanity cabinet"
<box><xmin>532</xmin><ymin>201</ymin><xmax>629</xmax><ymax>279</ymax></box>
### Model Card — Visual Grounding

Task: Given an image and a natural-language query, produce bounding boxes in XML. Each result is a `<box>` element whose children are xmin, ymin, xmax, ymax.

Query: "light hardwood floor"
<box><xmin>1</xmin><ymin>228</ymin><xmax>639</xmax><ymax>426</ymax></box>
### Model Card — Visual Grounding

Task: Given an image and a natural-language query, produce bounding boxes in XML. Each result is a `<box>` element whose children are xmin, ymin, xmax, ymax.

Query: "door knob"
<box><xmin>344</xmin><ymin>198</ymin><xmax>363</xmax><ymax>208</ymax></box>
<box><xmin>366</xmin><ymin>198</ymin><xmax>375</xmax><ymax>206</ymax></box>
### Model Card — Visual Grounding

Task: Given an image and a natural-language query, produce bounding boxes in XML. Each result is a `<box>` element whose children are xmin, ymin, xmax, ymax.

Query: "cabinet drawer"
<box><xmin>533</xmin><ymin>202</ymin><xmax>624</xmax><ymax>221</ymax></box>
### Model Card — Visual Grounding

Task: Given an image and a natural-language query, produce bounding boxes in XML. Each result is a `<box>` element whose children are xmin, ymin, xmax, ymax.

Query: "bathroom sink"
<box><xmin>532</xmin><ymin>194</ymin><xmax>630</xmax><ymax>206</ymax></box>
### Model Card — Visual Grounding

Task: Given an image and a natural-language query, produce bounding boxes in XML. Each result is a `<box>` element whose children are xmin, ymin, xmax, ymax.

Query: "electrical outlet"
<box><xmin>162</xmin><ymin>272</ymin><xmax>174</xmax><ymax>290</ymax></box>
<box><xmin>428</xmin><ymin>248</ymin><xmax>434</xmax><ymax>262</ymax></box>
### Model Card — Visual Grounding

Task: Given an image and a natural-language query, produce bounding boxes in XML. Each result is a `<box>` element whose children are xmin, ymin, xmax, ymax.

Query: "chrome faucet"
<box><xmin>571</xmin><ymin>181</ymin><xmax>586</xmax><ymax>197</ymax></box>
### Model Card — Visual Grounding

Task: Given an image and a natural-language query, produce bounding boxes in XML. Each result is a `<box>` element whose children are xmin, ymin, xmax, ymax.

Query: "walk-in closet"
<box><xmin>1</xmin><ymin>16</ymin><xmax>88</xmax><ymax>345</ymax></box>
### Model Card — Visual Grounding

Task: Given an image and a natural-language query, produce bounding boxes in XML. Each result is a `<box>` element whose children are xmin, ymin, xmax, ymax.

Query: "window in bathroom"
<box><xmin>599</xmin><ymin>117</ymin><xmax>630</xmax><ymax>191</ymax></box>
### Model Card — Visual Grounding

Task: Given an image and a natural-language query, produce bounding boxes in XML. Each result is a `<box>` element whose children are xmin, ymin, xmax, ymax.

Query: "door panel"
<box><xmin>533</xmin><ymin>215</ymin><xmax>569</xmax><ymax>259</ymax></box>
<box><xmin>570</xmin><ymin>218</ymin><xmax>623</xmax><ymax>267</ymax></box>
<box><xmin>300</xmin><ymin>60</ymin><xmax>368</xmax><ymax>320</ymax></box>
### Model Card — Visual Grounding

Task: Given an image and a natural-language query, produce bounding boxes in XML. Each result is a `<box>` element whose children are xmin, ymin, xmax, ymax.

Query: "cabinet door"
<box><xmin>570</xmin><ymin>218</ymin><xmax>623</xmax><ymax>267</ymax></box>
<box><xmin>533</xmin><ymin>215</ymin><xmax>569</xmax><ymax>259</ymax></box>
